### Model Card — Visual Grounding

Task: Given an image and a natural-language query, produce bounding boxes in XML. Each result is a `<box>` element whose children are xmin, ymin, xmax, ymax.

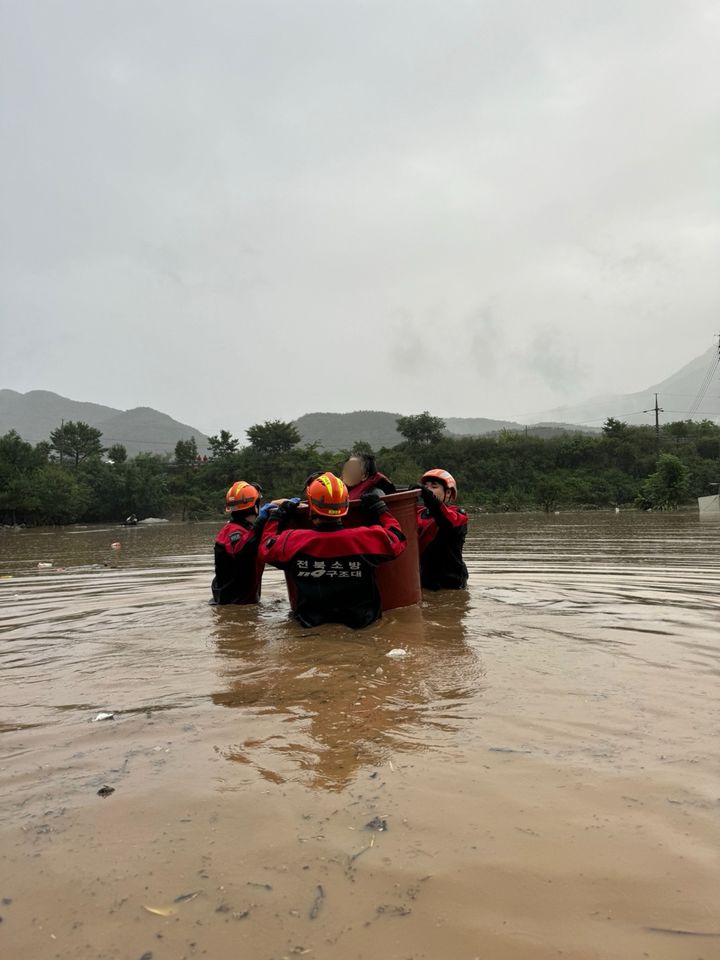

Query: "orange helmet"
<box><xmin>225</xmin><ymin>481</ymin><xmax>261</xmax><ymax>513</ymax></box>
<box><xmin>421</xmin><ymin>468</ymin><xmax>457</xmax><ymax>500</ymax></box>
<box><xmin>306</xmin><ymin>472</ymin><xmax>350</xmax><ymax>517</ymax></box>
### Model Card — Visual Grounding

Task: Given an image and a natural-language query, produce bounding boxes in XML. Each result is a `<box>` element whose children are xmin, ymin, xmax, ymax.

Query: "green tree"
<box><xmin>350</xmin><ymin>439</ymin><xmax>374</xmax><ymax>457</ymax></box>
<box><xmin>49</xmin><ymin>421</ymin><xmax>106</xmax><ymax>467</ymax></box>
<box><xmin>374</xmin><ymin>447</ymin><xmax>421</xmax><ymax>486</ymax></box>
<box><xmin>0</xmin><ymin>431</ymin><xmax>42</xmax><ymax>524</ymax></box>
<box><xmin>535</xmin><ymin>476</ymin><xmax>562</xmax><ymax>513</ymax></box>
<box><xmin>396</xmin><ymin>412</ymin><xmax>446</xmax><ymax>446</ymax></box>
<box><xmin>107</xmin><ymin>443</ymin><xmax>128</xmax><ymax>464</ymax></box>
<box><xmin>36</xmin><ymin>462</ymin><xmax>91</xmax><ymax>523</ymax></box>
<box><xmin>126</xmin><ymin>453</ymin><xmax>169</xmax><ymax>517</ymax></box>
<box><xmin>174</xmin><ymin>437</ymin><xmax>199</xmax><ymax>465</ymax></box>
<box><xmin>208</xmin><ymin>429</ymin><xmax>240</xmax><ymax>459</ymax></box>
<box><xmin>602</xmin><ymin>417</ymin><xmax>630</xmax><ymax>438</ymax></box>
<box><xmin>636</xmin><ymin>453</ymin><xmax>691</xmax><ymax>510</ymax></box>
<box><xmin>171</xmin><ymin>437</ymin><xmax>201</xmax><ymax>520</ymax></box>
<box><xmin>246</xmin><ymin>420</ymin><xmax>301</xmax><ymax>455</ymax></box>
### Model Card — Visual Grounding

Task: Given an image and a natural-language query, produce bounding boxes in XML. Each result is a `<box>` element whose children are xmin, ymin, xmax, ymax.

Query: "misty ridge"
<box><xmin>2</xmin><ymin>344</ymin><xmax>717</xmax><ymax>456</ymax></box>
<box><xmin>2</xmin><ymin>340</ymin><xmax>719</xmax><ymax>526</ymax></box>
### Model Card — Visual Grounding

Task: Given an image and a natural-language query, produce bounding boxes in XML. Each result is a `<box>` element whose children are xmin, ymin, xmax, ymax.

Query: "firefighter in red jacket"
<box><xmin>413</xmin><ymin>469</ymin><xmax>469</xmax><ymax>590</ymax></box>
<box><xmin>341</xmin><ymin>453</ymin><xmax>396</xmax><ymax>500</ymax></box>
<box><xmin>260</xmin><ymin>472</ymin><xmax>407</xmax><ymax>629</ymax></box>
<box><xmin>211</xmin><ymin>481</ymin><xmax>273</xmax><ymax>605</ymax></box>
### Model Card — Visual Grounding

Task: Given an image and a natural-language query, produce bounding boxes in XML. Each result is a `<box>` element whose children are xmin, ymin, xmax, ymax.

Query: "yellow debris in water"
<box><xmin>143</xmin><ymin>904</ymin><xmax>176</xmax><ymax>917</ymax></box>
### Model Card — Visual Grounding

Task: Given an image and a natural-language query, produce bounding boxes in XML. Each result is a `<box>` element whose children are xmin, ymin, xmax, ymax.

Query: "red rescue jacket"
<box><xmin>417</xmin><ymin>499</ymin><xmax>469</xmax><ymax>590</ymax></box>
<box><xmin>260</xmin><ymin>510</ymin><xmax>406</xmax><ymax>628</ymax></box>
<box><xmin>346</xmin><ymin>472</ymin><xmax>396</xmax><ymax>500</ymax></box>
<box><xmin>211</xmin><ymin>516</ymin><xmax>266</xmax><ymax>605</ymax></box>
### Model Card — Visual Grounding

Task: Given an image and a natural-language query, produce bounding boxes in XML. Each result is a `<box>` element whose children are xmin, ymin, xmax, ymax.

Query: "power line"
<box><xmin>557</xmin><ymin>410</ymin><xmax>649</xmax><ymax>425</ymax></box>
<box><xmin>688</xmin><ymin>335</ymin><xmax>720</xmax><ymax>417</ymax></box>
<box><xmin>688</xmin><ymin>360</ymin><xmax>719</xmax><ymax>416</ymax></box>
<box><xmin>643</xmin><ymin>394</ymin><xmax>664</xmax><ymax>452</ymax></box>
<box><xmin>100</xmin><ymin>435</ymin><xmax>206</xmax><ymax>450</ymax></box>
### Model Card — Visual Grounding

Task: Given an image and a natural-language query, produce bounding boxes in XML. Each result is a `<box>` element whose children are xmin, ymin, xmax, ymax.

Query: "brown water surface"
<box><xmin>1</xmin><ymin>513</ymin><xmax>719</xmax><ymax>959</ymax></box>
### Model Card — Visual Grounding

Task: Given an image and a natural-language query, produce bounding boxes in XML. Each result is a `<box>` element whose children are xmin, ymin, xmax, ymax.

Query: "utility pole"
<box><xmin>643</xmin><ymin>393</ymin><xmax>663</xmax><ymax>453</ymax></box>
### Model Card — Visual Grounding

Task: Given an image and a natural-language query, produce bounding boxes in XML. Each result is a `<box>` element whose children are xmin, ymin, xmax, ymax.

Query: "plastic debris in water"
<box><xmin>386</xmin><ymin>648</ymin><xmax>407</xmax><ymax>658</ymax></box>
<box><xmin>173</xmin><ymin>891</ymin><xmax>200</xmax><ymax>903</ymax></box>
<box><xmin>37</xmin><ymin>562</ymin><xmax>53</xmax><ymax>569</ymax></box>
<box><xmin>376</xmin><ymin>903</ymin><xmax>412</xmax><ymax>917</ymax></box>
<box><xmin>309</xmin><ymin>884</ymin><xmax>325</xmax><ymax>920</ymax></box>
<box><xmin>97</xmin><ymin>785</ymin><xmax>115</xmax><ymax>798</ymax></box>
<box><xmin>364</xmin><ymin>817</ymin><xmax>388</xmax><ymax>832</ymax></box>
<box><xmin>143</xmin><ymin>904</ymin><xmax>176</xmax><ymax>917</ymax></box>
<box><xmin>92</xmin><ymin>712</ymin><xmax>115</xmax><ymax>722</ymax></box>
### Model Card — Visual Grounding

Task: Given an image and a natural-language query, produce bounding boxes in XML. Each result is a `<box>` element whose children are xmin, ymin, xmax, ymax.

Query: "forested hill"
<box><xmin>0</xmin><ymin>390</ymin><xmax>209</xmax><ymax>456</ymax></box>
<box><xmin>294</xmin><ymin>410</ymin><xmax>597</xmax><ymax>450</ymax></box>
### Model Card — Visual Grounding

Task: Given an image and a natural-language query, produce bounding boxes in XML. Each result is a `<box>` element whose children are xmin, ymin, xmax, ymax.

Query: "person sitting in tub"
<box><xmin>411</xmin><ymin>469</ymin><xmax>468</xmax><ymax>591</ymax></box>
<box><xmin>260</xmin><ymin>472</ymin><xmax>406</xmax><ymax>629</ymax></box>
<box><xmin>340</xmin><ymin>452</ymin><xmax>396</xmax><ymax>500</ymax></box>
<box><xmin>211</xmin><ymin>481</ymin><xmax>273</xmax><ymax>605</ymax></box>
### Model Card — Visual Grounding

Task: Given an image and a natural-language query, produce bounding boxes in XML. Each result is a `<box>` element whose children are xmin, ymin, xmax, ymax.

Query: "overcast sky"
<box><xmin>2</xmin><ymin>0</ymin><xmax>719</xmax><ymax>435</ymax></box>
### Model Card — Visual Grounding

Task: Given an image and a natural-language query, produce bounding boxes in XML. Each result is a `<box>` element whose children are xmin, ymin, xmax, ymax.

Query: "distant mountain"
<box><xmin>294</xmin><ymin>411</ymin><xmax>405</xmax><ymax>450</ymax></box>
<box><xmin>0</xmin><ymin>389</ymin><xmax>209</xmax><ymax>455</ymax></box>
<box><xmin>537</xmin><ymin>345</ymin><xmax>720</xmax><ymax>426</ymax></box>
<box><xmin>294</xmin><ymin>410</ymin><xmax>596</xmax><ymax>451</ymax></box>
<box><xmin>444</xmin><ymin>416</ymin><xmax>525</xmax><ymax>435</ymax></box>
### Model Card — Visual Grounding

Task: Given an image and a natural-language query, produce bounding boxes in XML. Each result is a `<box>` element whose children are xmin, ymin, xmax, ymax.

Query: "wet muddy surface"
<box><xmin>1</xmin><ymin>512</ymin><xmax>719</xmax><ymax>959</ymax></box>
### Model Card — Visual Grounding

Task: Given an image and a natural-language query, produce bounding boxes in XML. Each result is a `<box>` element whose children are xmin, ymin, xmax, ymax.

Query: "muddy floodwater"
<box><xmin>1</xmin><ymin>512</ymin><xmax>719</xmax><ymax>960</ymax></box>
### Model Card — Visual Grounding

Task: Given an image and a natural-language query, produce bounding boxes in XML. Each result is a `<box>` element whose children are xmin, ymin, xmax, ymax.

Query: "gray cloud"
<box><xmin>524</xmin><ymin>322</ymin><xmax>585</xmax><ymax>394</ymax></box>
<box><xmin>1</xmin><ymin>0</ymin><xmax>719</xmax><ymax>433</ymax></box>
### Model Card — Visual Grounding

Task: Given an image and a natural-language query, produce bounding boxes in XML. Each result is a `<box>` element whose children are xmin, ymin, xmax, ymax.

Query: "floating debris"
<box><xmin>645</xmin><ymin>927</ymin><xmax>720</xmax><ymax>938</ymax></box>
<box><xmin>247</xmin><ymin>882</ymin><xmax>273</xmax><ymax>891</ymax></box>
<box><xmin>97</xmin><ymin>785</ymin><xmax>115</xmax><ymax>798</ymax></box>
<box><xmin>376</xmin><ymin>904</ymin><xmax>412</xmax><ymax>917</ymax></box>
<box><xmin>37</xmin><ymin>562</ymin><xmax>53</xmax><ymax>569</ymax></box>
<box><xmin>309</xmin><ymin>885</ymin><xmax>325</xmax><ymax>920</ymax></box>
<box><xmin>364</xmin><ymin>817</ymin><xmax>388</xmax><ymax>832</ymax></box>
<box><xmin>173</xmin><ymin>891</ymin><xmax>200</xmax><ymax>903</ymax></box>
<box><xmin>110</xmin><ymin>542</ymin><xmax>122</xmax><ymax>550</ymax></box>
<box><xmin>488</xmin><ymin>747</ymin><xmax>531</xmax><ymax>754</ymax></box>
<box><xmin>92</xmin><ymin>712</ymin><xmax>115</xmax><ymax>722</ymax></box>
<box><xmin>142</xmin><ymin>905</ymin><xmax>175</xmax><ymax>917</ymax></box>
<box><xmin>386</xmin><ymin>648</ymin><xmax>407</xmax><ymax>659</ymax></box>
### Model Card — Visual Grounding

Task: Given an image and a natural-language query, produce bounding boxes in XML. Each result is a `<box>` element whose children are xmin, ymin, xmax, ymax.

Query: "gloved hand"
<box><xmin>361</xmin><ymin>492</ymin><xmax>388</xmax><ymax>517</ymax></box>
<box><xmin>416</xmin><ymin>484</ymin><xmax>438</xmax><ymax>508</ymax></box>
<box><xmin>274</xmin><ymin>497</ymin><xmax>301</xmax><ymax>520</ymax></box>
<box><xmin>409</xmin><ymin>482</ymin><xmax>436</xmax><ymax>507</ymax></box>
<box><xmin>257</xmin><ymin>502</ymin><xmax>275</xmax><ymax>522</ymax></box>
